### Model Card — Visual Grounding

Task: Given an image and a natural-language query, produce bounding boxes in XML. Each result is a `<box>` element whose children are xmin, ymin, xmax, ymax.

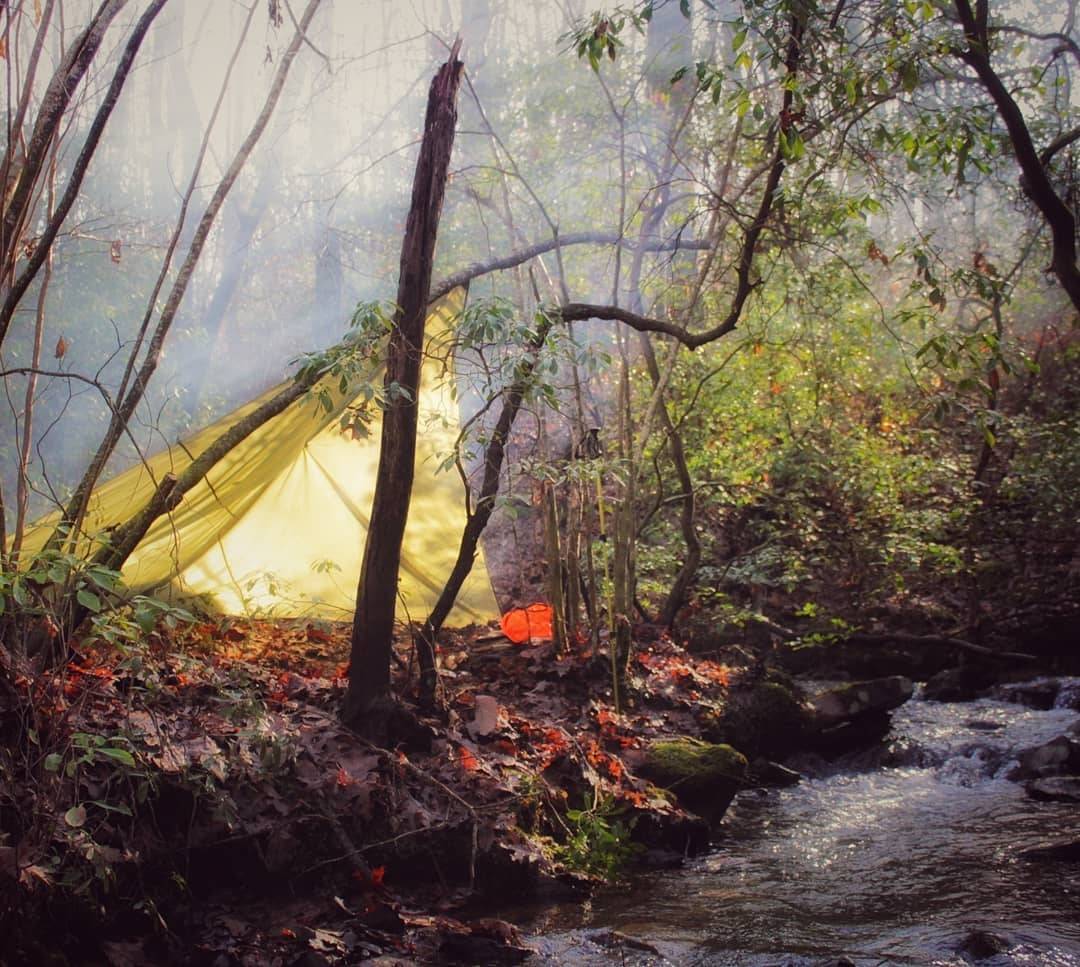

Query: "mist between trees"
<box><xmin>1</xmin><ymin>0</ymin><xmax>1079</xmax><ymax>726</ymax></box>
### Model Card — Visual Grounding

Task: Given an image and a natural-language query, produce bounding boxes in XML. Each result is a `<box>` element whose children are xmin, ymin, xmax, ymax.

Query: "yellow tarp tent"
<box><xmin>19</xmin><ymin>291</ymin><xmax>499</xmax><ymax>624</ymax></box>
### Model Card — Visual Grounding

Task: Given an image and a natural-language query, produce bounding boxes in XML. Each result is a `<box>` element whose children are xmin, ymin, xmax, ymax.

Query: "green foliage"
<box><xmin>553</xmin><ymin>797</ymin><xmax>642</xmax><ymax>880</ymax></box>
<box><xmin>0</xmin><ymin>549</ymin><xmax>118</xmax><ymax>620</ymax></box>
<box><xmin>293</xmin><ymin>300</ymin><xmax>397</xmax><ymax>438</ymax></box>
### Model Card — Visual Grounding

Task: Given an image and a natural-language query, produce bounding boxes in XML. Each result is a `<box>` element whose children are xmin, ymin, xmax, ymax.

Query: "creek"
<box><xmin>525</xmin><ymin>684</ymin><xmax>1080</xmax><ymax>965</ymax></box>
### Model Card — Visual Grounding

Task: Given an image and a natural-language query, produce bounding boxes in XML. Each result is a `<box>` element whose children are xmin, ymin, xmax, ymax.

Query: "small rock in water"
<box><xmin>809</xmin><ymin>676</ymin><xmax>914</xmax><ymax>726</ymax></box>
<box><xmin>749</xmin><ymin>758</ymin><xmax>802</xmax><ymax>787</ymax></box>
<box><xmin>1018</xmin><ymin>838</ymin><xmax>1080</xmax><ymax>863</ymax></box>
<box><xmin>957</xmin><ymin>928</ymin><xmax>1011</xmax><ymax>959</ymax></box>
<box><xmin>1025</xmin><ymin>776</ymin><xmax>1080</xmax><ymax>802</ymax></box>
<box><xmin>1004</xmin><ymin>735</ymin><xmax>1080</xmax><ymax>781</ymax></box>
<box><xmin>924</xmin><ymin>665</ymin><xmax>997</xmax><ymax>703</ymax></box>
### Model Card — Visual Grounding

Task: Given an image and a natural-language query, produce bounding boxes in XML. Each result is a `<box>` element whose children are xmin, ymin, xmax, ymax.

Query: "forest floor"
<box><xmin>2</xmin><ymin>615</ymin><xmax>749</xmax><ymax>966</ymax></box>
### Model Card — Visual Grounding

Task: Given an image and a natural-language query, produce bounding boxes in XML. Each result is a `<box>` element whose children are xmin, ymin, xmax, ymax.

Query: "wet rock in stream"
<box><xmin>924</xmin><ymin>665</ymin><xmax>1000</xmax><ymax>702</ymax></box>
<box><xmin>1018</xmin><ymin>838</ymin><xmax>1080</xmax><ymax>863</ymax></box>
<box><xmin>990</xmin><ymin>679</ymin><xmax>1065</xmax><ymax>710</ymax></box>
<box><xmin>806</xmin><ymin>676</ymin><xmax>914</xmax><ymax>757</ymax></box>
<box><xmin>956</xmin><ymin>927</ymin><xmax>1012</xmax><ymax>960</ymax></box>
<box><xmin>1003</xmin><ymin>734</ymin><xmax>1080</xmax><ymax>780</ymax></box>
<box><xmin>635</xmin><ymin>737</ymin><xmax>747</xmax><ymax>824</ymax></box>
<box><xmin>1025</xmin><ymin>775</ymin><xmax>1080</xmax><ymax>802</ymax></box>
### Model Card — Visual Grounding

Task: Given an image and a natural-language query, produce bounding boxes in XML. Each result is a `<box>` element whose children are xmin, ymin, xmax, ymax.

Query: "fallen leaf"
<box><xmin>64</xmin><ymin>804</ymin><xmax>87</xmax><ymax>828</ymax></box>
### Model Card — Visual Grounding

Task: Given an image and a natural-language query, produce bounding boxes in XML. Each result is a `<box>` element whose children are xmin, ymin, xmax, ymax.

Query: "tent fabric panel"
<box><xmin>14</xmin><ymin>290</ymin><xmax>499</xmax><ymax>624</ymax></box>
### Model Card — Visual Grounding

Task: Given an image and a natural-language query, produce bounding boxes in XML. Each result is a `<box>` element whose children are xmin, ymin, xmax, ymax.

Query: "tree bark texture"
<box><xmin>343</xmin><ymin>44</ymin><xmax>464</xmax><ymax>728</ymax></box>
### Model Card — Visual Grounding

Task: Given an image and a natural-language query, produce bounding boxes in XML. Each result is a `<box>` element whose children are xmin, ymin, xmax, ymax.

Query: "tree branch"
<box><xmin>429</xmin><ymin>231</ymin><xmax>710</xmax><ymax>303</ymax></box>
<box><xmin>953</xmin><ymin>0</ymin><xmax>1080</xmax><ymax>313</ymax></box>
<box><xmin>0</xmin><ymin>0</ymin><xmax>170</xmax><ymax>347</ymax></box>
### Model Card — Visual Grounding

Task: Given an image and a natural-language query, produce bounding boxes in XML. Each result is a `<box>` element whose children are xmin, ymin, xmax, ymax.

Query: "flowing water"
<box><xmin>525</xmin><ymin>684</ymin><xmax>1080</xmax><ymax>965</ymax></box>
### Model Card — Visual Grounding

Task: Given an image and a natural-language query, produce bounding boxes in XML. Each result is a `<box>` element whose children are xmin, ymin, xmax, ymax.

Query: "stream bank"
<box><xmin>4</xmin><ymin>615</ymin><xmax>1078</xmax><ymax>966</ymax></box>
<box><xmin>519</xmin><ymin>681</ymin><xmax>1080</xmax><ymax>966</ymax></box>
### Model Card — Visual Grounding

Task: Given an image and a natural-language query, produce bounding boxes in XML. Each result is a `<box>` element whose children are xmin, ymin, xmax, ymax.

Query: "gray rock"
<box><xmin>749</xmin><ymin>758</ymin><xmax>802</xmax><ymax>787</ymax></box>
<box><xmin>991</xmin><ymin>678</ymin><xmax>1061</xmax><ymax>710</ymax></box>
<box><xmin>924</xmin><ymin>666</ymin><xmax>996</xmax><ymax>702</ymax></box>
<box><xmin>1025</xmin><ymin>776</ymin><xmax>1080</xmax><ymax>802</ymax></box>
<box><xmin>1004</xmin><ymin>735</ymin><xmax>1080</xmax><ymax>781</ymax></box>
<box><xmin>809</xmin><ymin>676</ymin><xmax>914</xmax><ymax>727</ymax></box>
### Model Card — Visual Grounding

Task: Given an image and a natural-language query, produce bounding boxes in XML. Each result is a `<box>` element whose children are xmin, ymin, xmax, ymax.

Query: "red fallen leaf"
<box><xmin>351</xmin><ymin>865</ymin><xmax>387</xmax><ymax>890</ymax></box>
<box><xmin>306</xmin><ymin>624</ymin><xmax>333</xmax><ymax>644</ymax></box>
<box><xmin>333</xmin><ymin>662</ymin><xmax>350</xmax><ymax>679</ymax></box>
<box><xmin>281</xmin><ymin>928</ymin><xmax>296</xmax><ymax>939</ymax></box>
<box><xmin>494</xmin><ymin>738</ymin><xmax>519</xmax><ymax>756</ymax></box>
<box><xmin>336</xmin><ymin>767</ymin><xmax>351</xmax><ymax>788</ymax></box>
<box><xmin>457</xmin><ymin>746</ymin><xmax>480</xmax><ymax>772</ymax></box>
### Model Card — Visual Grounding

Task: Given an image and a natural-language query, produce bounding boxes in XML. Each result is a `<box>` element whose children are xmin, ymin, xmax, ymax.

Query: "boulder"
<box><xmin>923</xmin><ymin>665</ymin><xmax>997</xmax><ymax>703</ymax></box>
<box><xmin>807</xmin><ymin>676</ymin><xmax>914</xmax><ymax>759</ymax></box>
<box><xmin>749</xmin><ymin>758</ymin><xmax>802</xmax><ymax>787</ymax></box>
<box><xmin>808</xmin><ymin>676</ymin><xmax>914</xmax><ymax>727</ymax></box>
<box><xmin>1025</xmin><ymin>776</ymin><xmax>1080</xmax><ymax>803</ymax></box>
<box><xmin>628</xmin><ymin>801</ymin><xmax>711</xmax><ymax>857</ymax></box>
<box><xmin>1004</xmin><ymin>735</ymin><xmax>1080</xmax><ymax>781</ymax></box>
<box><xmin>990</xmin><ymin>679</ymin><xmax>1061</xmax><ymax>710</ymax></box>
<box><xmin>636</xmin><ymin>738</ymin><xmax>747</xmax><ymax>823</ymax></box>
<box><xmin>704</xmin><ymin>680</ymin><xmax>811</xmax><ymax>759</ymax></box>
<box><xmin>957</xmin><ymin>928</ymin><xmax>1010</xmax><ymax>960</ymax></box>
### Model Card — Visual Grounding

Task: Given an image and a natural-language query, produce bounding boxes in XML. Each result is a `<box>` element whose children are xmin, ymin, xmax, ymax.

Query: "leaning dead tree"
<box><xmin>342</xmin><ymin>41</ymin><xmax>464</xmax><ymax>733</ymax></box>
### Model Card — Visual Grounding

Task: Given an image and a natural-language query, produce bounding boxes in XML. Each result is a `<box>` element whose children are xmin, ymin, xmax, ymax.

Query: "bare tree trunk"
<box><xmin>0</xmin><ymin>0</ymin><xmax>135</xmax><ymax>347</ymax></box>
<box><xmin>342</xmin><ymin>42</ymin><xmax>464</xmax><ymax>732</ymax></box>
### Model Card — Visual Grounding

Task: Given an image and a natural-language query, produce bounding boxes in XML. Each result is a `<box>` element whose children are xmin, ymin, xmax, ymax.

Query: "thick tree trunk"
<box><xmin>342</xmin><ymin>44</ymin><xmax>464</xmax><ymax>731</ymax></box>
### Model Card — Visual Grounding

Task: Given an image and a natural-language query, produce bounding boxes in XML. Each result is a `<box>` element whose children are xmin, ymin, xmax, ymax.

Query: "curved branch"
<box><xmin>429</xmin><ymin>231</ymin><xmax>710</xmax><ymax>303</ymax></box>
<box><xmin>953</xmin><ymin>0</ymin><xmax>1080</xmax><ymax>313</ymax></box>
<box><xmin>1039</xmin><ymin>124</ymin><xmax>1080</xmax><ymax>166</ymax></box>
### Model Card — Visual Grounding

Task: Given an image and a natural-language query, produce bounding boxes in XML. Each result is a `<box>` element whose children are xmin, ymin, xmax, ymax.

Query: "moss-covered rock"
<box><xmin>636</xmin><ymin>738</ymin><xmax>747</xmax><ymax>823</ymax></box>
<box><xmin>704</xmin><ymin>680</ymin><xmax>811</xmax><ymax>759</ymax></box>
